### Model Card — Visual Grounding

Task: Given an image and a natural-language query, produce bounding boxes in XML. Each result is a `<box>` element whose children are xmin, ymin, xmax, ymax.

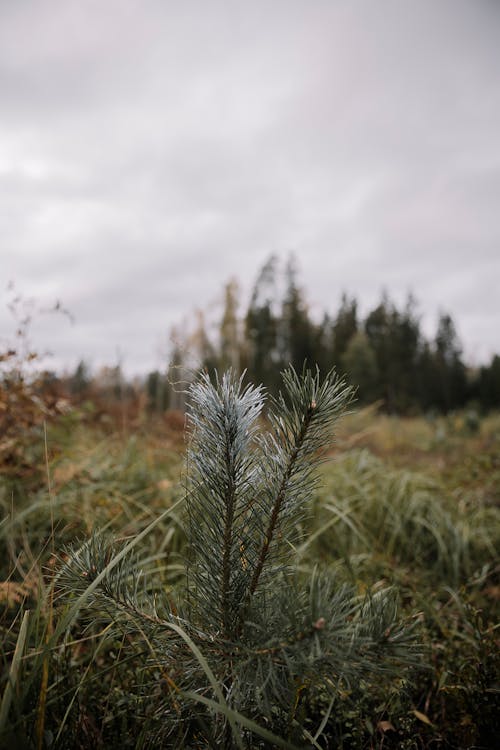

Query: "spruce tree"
<box><xmin>434</xmin><ymin>313</ymin><xmax>467</xmax><ymax>411</ymax></box>
<box><xmin>245</xmin><ymin>256</ymin><xmax>280</xmax><ymax>394</ymax></box>
<box><xmin>278</xmin><ymin>256</ymin><xmax>315</xmax><ymax>372</ymax></box>
<box><xmin>332</xmin><ymin>293</ymin><xmax>358</xmax><ymax>367</ymax></box>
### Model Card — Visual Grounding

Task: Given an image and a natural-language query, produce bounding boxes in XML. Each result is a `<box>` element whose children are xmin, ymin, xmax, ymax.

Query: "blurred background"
<box><xmin>1</xmin><ymin>0</ymin><xmax>499</xmax><ymax>411</ymax></box>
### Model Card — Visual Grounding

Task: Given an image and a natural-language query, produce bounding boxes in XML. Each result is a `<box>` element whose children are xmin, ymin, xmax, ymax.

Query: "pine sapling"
<box><xmin>58</xmin><ymin>367</ymin><xmax>423</xmax><ymax>748</ymax></box>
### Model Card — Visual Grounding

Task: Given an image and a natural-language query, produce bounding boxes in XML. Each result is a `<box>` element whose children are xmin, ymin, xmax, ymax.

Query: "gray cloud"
<box><xmin>1</xmin><ymin>0</ymin><xmax>499</xmax><ymax>374</ymax></box>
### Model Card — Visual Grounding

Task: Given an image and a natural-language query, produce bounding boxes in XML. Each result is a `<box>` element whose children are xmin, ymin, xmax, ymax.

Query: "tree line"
<box><xmin>142</xmin><ymin>255</ymin><xmax>499</xmax><ymax>415</ymax></box>
<box><xmin>54</xmin><ymin>255</ymin><xmax>500</xmax><ymax>417</ymax></box>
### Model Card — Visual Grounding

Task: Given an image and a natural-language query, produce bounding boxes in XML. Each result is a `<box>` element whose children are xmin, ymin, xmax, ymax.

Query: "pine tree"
<box><xmin>433</xmin><ymin>313</ymin><xmax>467</xmax><ymax>411</ymax></box>
<box><xmin>219</xmin><ymin>278</ymin><xmax>241</xmax><ymax>372</ymax></box>
<box><xmin>278</xmin><ymin>256</ymin><xmax>315</xmax><ymax>372</ymax></box>
<box><xmin>365</xmin><ymin>296</ymin><xmax>391</xmax><ymax>403</ymax></box>
<box><xmin>364</xmin><ymin>294</ymin><xmax>422</xmax><ymax>412</ymax></box>
<box><xmin>332</xmin><ymin>293</ymin><xmax>358</xmax><ymax>367</ymax></box>
<box><xmin>59</xmin><ymin>368</ymin><xmax>423</xmax><ymax>748</ymax></box>
<box><xmin>477</xmin><ymin>354</ymin><xmax>500</xmax><ymax>410</ymax></box>
<box><xmin>245</xmin><ymin>256</ymin><xmax>280</xmax><ymax>394</ymax></box>
<box><xmin>341</xmin><ymin>331</ymin><xmax>378</xmax><ymax>403</ymax></box>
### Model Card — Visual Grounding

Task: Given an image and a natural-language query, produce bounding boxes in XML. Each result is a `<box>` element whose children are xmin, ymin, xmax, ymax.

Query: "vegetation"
<box><xmin>5</xmin><ymin>257</ymin><xmax>500</xmax><ymax>425</ymax></box>
<box><xmin>1</xmin><ymin>359</ymin><xmax>499</xmax><ymax>748</ymax></box>
<box><xmin>46</xmin><ymin>256</ymin><xmax>499</xmax><ymax>418</ymax></box>
<box><xmin>0</xmin><ymin>280</ymin><xmax>499</xmax><ymax>747</ymax></box>
<box><xmin>153</xmin><ymin>256</ymin><xmax>500</xmax><ymax>415</ymax></box>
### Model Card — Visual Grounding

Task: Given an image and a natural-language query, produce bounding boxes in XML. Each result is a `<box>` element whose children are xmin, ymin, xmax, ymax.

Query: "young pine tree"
<box><xmin>59</xmin><ymin>367</ymin><xmax>422</xmax><ymax>749</ymax></box>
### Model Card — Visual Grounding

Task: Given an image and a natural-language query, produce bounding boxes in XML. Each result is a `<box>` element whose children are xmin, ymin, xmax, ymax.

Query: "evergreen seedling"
<box><xmin>59</xmin><ymin>367</ymin><xmax>422</xmax><ymax>748</ymax></box>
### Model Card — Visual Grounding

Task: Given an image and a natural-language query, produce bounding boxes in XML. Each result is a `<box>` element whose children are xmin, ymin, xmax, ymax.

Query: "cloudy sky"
<box><xmin>1</xmin><ymin>0</ymin><xmax>499</xmax><ymax>376</ymax></box>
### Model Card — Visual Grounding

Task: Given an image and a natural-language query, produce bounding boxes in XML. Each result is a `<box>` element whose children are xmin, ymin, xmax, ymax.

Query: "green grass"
<box><xmin>1</xmin><ymin>410</ymin><xmax>499</xmax><ymax>748</ymax></box>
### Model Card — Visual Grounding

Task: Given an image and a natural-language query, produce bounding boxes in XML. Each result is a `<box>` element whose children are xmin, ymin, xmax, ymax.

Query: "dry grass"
<box><xmin>1</xmin><ymin>405</ymin><xmax>498</xmax><ymax>748</ymax></box>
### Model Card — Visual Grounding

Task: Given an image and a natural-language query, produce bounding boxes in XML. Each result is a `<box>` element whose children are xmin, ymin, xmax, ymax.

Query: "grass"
<box><xmin>1</xmin><ymin>407</ymin><xmax>499</xmax><ymax>748</ymax></box>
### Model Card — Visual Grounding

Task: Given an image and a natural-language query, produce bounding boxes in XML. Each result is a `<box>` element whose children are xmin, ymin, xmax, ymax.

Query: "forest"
<box><xmin>66</xmin><ymin>256</ymin><xmax>500</xmax><ymax>418</ymax></box>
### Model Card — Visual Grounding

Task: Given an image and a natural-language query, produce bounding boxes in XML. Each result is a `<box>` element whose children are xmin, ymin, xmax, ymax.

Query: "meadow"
<box><xmin>1</xmin><ymin>395</ymin><xmax>499</xmax><ymax>749</ymax></box>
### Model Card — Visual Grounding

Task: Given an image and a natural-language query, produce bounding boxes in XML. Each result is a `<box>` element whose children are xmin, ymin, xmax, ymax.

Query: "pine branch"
<box><xmin>221</xmin><ymin>434</ymin><xmax>237</xmax><ymax>639</ymax></box>
<box><xmin>185</xmin><ymin>370</ymin><xmax>265</xmax><ymax>637</ymax></box>
<box><xmin>248</xmin><ymin>400</ymin><xmax>314</xmax><ymax>599</ymax></box>
<box><xmin>246</xmin><ymin>367</ymin><xmax>354</xmax><ymax>601</ymax></box>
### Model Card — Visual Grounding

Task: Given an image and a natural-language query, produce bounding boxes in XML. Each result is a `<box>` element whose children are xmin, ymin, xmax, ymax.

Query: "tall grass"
<box><xmin>304</xmin><ymin>449</ymin><xmax>498</xmax><ymax>588</ymax></box>
<box><xmin>0</xmin><ymin>422</ymin><xmax>184</xmax><ymax>748</ymax></box>
<box><xmin>1</xmin><ymin>406</ymin><xmax>498</xmax><ymax>748</ymax></box>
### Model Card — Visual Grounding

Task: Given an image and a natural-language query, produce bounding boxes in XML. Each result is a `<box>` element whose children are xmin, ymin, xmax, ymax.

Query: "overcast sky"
<box><xmin>1</xmin><ymin>0</ymin><xmax>499</xmax><ymax>376</ymax></box>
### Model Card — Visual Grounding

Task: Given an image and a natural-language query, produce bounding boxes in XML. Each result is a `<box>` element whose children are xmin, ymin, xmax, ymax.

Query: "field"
<box><xmin>1</xmin><ymin>402</ymin><xmax>499</xmax><ymax>749</ymax></box>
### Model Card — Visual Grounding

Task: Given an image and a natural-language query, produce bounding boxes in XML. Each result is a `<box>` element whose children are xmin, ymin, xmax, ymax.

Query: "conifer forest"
<box><xmin>1</xmin><ymin>260</ymin><xmax>499</xmax><ymax>749</ymax></box>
